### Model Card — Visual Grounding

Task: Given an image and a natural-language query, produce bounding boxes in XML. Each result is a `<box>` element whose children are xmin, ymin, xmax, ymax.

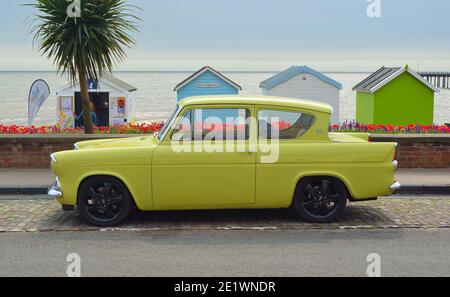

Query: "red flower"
<box><xmin>1</xmin><ymin>122</ymin><xmax>449</xmax><ymax>135</ymax></box>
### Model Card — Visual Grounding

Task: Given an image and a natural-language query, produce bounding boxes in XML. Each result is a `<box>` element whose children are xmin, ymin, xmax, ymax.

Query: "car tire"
<box><xmin>293</xmin><ymin>177</ymin><xmax>348</xmax><ymax>223</ymax></box>
<box><xmin>77</xmin><ymin>176</ymin><xmax>133</xmax><ymax>227</ymax></box>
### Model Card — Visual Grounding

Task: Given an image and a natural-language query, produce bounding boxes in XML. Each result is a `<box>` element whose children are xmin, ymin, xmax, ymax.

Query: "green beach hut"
<box><xmin>353</xmin><ymin>66</ymin><xmax>439</xmax><ymax>125</ymax></box>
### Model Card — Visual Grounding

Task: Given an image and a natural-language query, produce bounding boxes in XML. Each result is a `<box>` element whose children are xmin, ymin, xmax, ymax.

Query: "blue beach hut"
<box><xmin>174</xmin><ymin>66</ymin><xmax>242</xmax><ymax>101</ymax></box>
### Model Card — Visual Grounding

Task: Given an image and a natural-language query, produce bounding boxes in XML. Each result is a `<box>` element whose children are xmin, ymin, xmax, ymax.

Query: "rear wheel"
<box><xmin>293</xmin><ymin>177</ymin><xmax>347</xmax><ymax>223</ymax></box>
<box><xmin>77</xmin><ymin>176</ymin><xmax>132</xmax><ymax>227</ymax></box>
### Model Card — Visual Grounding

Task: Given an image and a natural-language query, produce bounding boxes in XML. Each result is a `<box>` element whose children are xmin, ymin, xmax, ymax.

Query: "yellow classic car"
<box><xmin>49</xmin><ymin>95</ymin><xmax>400</xmax><ymax>226</ymax></box>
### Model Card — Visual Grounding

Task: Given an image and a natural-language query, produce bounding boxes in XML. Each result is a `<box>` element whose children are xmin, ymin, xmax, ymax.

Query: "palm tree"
<box><xmin>28</xmin><ymin>0</ymin><xmax>140</xmax><ymax>133</ymax></box>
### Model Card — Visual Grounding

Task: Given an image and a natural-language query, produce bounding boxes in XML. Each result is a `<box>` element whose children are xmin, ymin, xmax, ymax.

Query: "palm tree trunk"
<box><xmin>78</xmin><ymin>66</ymin><xmax>94</xmax><ymax>134</ymax></box>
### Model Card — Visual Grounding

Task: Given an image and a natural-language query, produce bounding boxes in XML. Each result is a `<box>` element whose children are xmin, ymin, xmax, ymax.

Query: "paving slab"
<box><xmin>0</xmin><ymin>169</ymin><xmax>53</xmax><ymax>188</ymax></box>
<box><xmin>396</xmin><ymin>169</ymin><xmax>450</xmax><ymax>187</ymax></box>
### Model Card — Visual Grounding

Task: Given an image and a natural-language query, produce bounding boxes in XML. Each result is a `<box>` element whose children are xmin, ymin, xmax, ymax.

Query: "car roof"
<box><xmin>179</xmin><ymin>95</ymin><xmax>333</xmax><ymax>114</ymax></box>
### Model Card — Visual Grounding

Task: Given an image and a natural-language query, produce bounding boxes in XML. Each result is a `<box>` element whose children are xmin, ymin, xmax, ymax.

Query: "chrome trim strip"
<box><xmin>390</xmin><ymin>182</ymin><xmax>401</xmax><ymax>191</ymax></box>
<box><xmin>159</xmin><ymin>105</ymin><xmax>182</xmax><ymax>142</ymax></box>
<box><xmin>50</xmin><ymin>153</ymin><xmax>57</xmax><ymax>163</ymax></box>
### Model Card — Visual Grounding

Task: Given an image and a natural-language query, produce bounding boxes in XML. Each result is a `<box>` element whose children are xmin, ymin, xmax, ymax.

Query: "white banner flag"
<box><xmin>28</xmin><ymin>79</ymin><xmax>50</xmax><ymax>126</ymax></box>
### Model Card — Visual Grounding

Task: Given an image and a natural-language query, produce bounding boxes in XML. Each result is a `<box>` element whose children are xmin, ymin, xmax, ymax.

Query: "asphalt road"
<box><xmin>0</xmin><ymin>229</ymin><xmax>449</xmax><ymax>277</ymax></box>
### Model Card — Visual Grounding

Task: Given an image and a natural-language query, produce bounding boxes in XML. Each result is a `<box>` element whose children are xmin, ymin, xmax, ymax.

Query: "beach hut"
<box><xmin>174</xmin><ymin>66</ymin><xmax>242</xmax><ymax>101</ymax></box>
<box><xmin>260</xmin><ymin>66</ymin><xmax>343</xmax><ymax>124</ymax></box>
<box><xmin>56</xmin><ymin>74</ymin><xmax>137</xmax><ymax>128</ymax></box>
<box><xmin>353</xmin><ymin>66</ymin><xmax>439</xmax><ymax>125</ymax></box>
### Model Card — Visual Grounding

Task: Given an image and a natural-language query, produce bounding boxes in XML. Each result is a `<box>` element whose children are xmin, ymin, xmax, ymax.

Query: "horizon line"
<box><xmin>0</xmin><ymin>69</ymin><xmax>385</xmax><ymax>74</ymax></box>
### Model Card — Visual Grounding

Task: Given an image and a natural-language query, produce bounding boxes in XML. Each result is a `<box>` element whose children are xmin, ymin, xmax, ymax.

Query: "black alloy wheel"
<box><xmin>293</xmin><ymin>177</ymin><xmax>348</xmax><ymax>223</ymax></box>
<box><xmin>78</xmin><ymin>176</ymin><xmax>132</xmax><ymax>226</ymax></box>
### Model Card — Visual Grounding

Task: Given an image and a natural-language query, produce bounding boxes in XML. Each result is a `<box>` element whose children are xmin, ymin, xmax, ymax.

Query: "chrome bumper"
<box><xmin>390</xmin><ymin>182</ymin><xmax>402</xmax><ymax>191</ymax></box>
<box><xmin>48</xmin><ymin>177</ymin><xmax>63</xmax><ymax>198</ymax></box>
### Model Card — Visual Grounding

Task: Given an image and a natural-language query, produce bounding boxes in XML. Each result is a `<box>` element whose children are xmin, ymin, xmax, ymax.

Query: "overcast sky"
<box><xmin>1</xmin><ymin>0</ymin><xmax>449</xmax><ymax>71</ymax></box>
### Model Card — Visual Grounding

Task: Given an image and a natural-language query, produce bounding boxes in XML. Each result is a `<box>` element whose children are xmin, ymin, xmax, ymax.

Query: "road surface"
<box><xmin>0</xmin><ymin>229</ymin><xmax>448</xmax><ymax>277</ymax></box>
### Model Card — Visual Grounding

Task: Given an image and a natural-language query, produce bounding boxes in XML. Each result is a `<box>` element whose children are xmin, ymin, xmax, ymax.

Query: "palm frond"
<box><xmin>27</xmin><ymin>0</ymin><xmax>141</xmax><ymax>84</ymax></box>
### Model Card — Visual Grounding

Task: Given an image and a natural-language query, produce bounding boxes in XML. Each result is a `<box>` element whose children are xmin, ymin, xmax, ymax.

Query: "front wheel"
<box><xmin>77</xmin><ymin>176</ymin><xmax>132</xmax><ymax>227</ymax></box>
<box><xmin>293</xmin><ymin>177</ymin><xmax>348</xmax><ymax>223</ymax></box>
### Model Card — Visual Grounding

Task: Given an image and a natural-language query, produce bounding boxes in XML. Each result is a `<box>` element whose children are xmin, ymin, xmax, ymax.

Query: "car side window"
<box><xmin>258</xmin><ymin>109</ymin><xmax>315</xmax><ymax>140</ymax></box>
<box><xmin>192</xmin><ymin>108</ymin><xmax>250</xmax><ymax>141</ymax></box>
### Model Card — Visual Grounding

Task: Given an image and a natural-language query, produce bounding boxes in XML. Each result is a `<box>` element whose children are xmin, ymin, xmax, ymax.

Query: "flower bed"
<box><xmin>1</xmin><ymin>122</ymin><xmax>449</xmax><ymax>135</ymax></box>
<box><xmin>0</xmin><ymin>123</ymin><xmax>164</xmax><ymax>135</ymax></box>
<box><xmin>330</xmin><ymin>122</ymin><xmax>450</xmax><ymax>134</ymax></box>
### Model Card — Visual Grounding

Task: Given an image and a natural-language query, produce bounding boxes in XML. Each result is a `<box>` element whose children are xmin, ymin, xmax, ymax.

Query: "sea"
<box><xmin>0</xmin><ymin>71</ymin><xmax>448</xmax><ymax>125</ymax></box>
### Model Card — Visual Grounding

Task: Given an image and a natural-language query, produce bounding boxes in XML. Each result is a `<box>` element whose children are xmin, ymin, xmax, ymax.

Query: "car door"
<box><xmin>152</xmin><ymin>105</ymin><xmax>256</xmax><ymax>207</ymax></box>
<box><xmin>255</xmin><ymin>107</ymin><xmax>316</xmax><ymax>205</ymax></box>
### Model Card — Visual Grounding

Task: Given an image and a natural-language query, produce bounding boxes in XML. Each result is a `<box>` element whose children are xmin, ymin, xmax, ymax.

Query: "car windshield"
<box><xmin>154</xmin><ymin>105</ymin><xmax>181</xmax><ymax>141</ymax></box>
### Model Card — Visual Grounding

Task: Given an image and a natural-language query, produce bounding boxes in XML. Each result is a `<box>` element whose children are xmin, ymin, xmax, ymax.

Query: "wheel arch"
<box><xmin>292</xmin><ymin>173</ymin><xmax>354</xmax><ymax>204</ymax></box>
<box><xmin>76</xmin><ymin>173</ymin><xmax>138</xmax><ymax>208</ymax></box>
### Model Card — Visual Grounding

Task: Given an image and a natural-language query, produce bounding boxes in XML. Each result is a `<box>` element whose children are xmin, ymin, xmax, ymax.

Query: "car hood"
<box><xmin>75</xmin><ymin>136</ymin><xmax>158</xmax><ymax>150</ymax></box>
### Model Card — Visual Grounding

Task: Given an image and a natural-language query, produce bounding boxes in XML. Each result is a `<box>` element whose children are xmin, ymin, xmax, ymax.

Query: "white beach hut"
<box><xmin>55</xmin><ymin>74</ymin><xmax>137</xmax><ymax>128</ymax></box>
<box><xmin>260</xmin><ymin>66</ymin><xmax>343</xmax><ymax>124</ymax></box>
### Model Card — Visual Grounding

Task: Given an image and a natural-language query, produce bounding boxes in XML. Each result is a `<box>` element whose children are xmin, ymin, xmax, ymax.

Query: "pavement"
<box><xmin>0</xmin><ymin>169</ymin><xmax>53</xmax><ymax>188</ymax></box>
<box><xmin>396</xmin><ymin>169</ymin><xmax>450</xmax><ymax>195</ymax></box>
<box><xmin>0</xmin><ymin>229</ymin><xmax>449</xmax><ymax>277</ymax></box>
<box><xmin>0</xmin><ymin>196</ymin><xmax>448</xmax><ymax>232</ymax></box>
<box><xmin>1</xmin><ymin>168</ymin><xmax>449</xmax><ymax>195</ymax></box>
<box><xmin>0</xmin><ymin>169</ymin><xmax>448</xmax><ymax>234</ymax></box>
<box><xmin>395</xmin><ymin>169</ymin><xmax>450</xmax><ymax>187</ymax></box>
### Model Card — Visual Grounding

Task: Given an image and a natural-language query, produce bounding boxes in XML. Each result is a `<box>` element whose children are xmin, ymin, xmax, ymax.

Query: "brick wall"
<box><xmin>0</xmin><ymin>135</ymin><xmax>129</xmax><ymax>169</ymax></box>
<box><xmin>371</xmin><ymin>135</ymin><xmax>450</xmax><ymax>169</ymax></box>
<box><xmin>0</xmin><ymin>134</ymin><xmax>449</xmax><ymax>169</ymax></box>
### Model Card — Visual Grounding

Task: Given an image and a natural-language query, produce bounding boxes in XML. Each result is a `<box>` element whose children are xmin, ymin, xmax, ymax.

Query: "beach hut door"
<box><xmin>74</xmin><ymin>92</ymin><xmax>110</xmax><ymax>127</ymax></box>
